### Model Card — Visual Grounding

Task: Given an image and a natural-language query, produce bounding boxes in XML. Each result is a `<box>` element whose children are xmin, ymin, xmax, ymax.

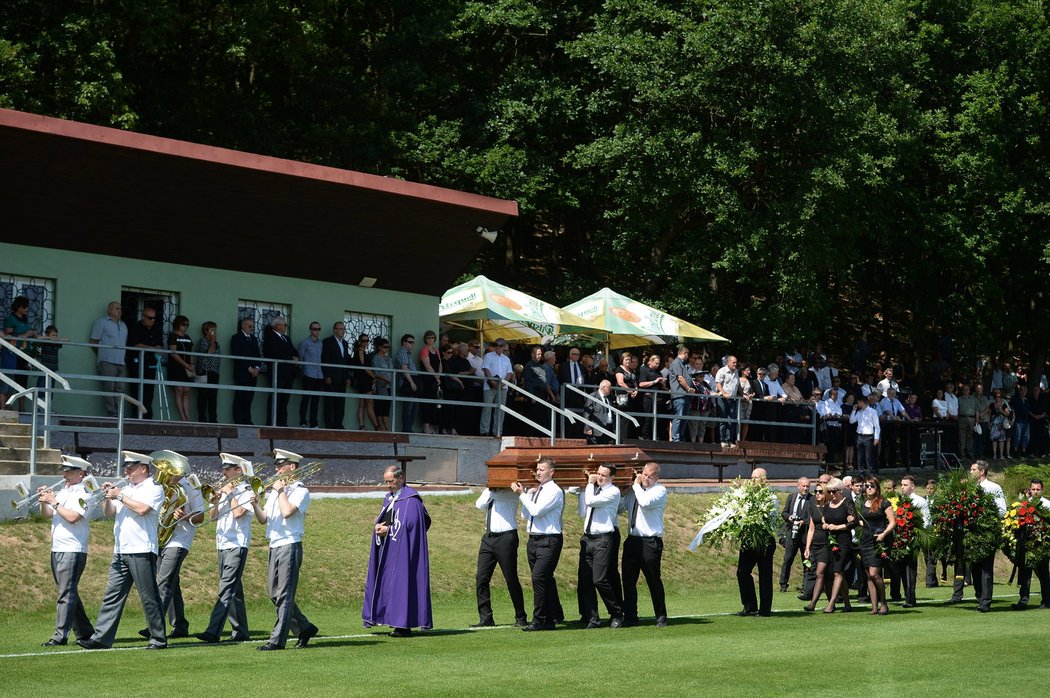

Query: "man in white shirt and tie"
<box><xmin>78</xmin><ymin>451</ymin><xmax>167</xmax><ymax>650</ymax></box>
<box><xmin>619</xmin><ymin>462</ymin><xmax>669</xmax><ymax>627</ymax></box>
<box><xmin>898</xmin><ymin>475</ymin><xmax>929</xmax><ymax>608</ymax></box>
<box><xmin>512</xmin><ymin>458</ymin><xmax>565</xmax><ymax>631</ymax></box>
<box><xmin>472</xmin><ymin>487</ymin><xmax>528</xmax><ymax>628</ymax></box>
<box><xmin>849</xmin><ymin>395</ymin><xmax>881</xmax><ymax>476</ymax></box>
<box><xmin>1013</xmin><ymin>478</ymin><xmax>1050</xmax><ymax>610</ymax></box>
<box><xmin>575</xmin><ymin>463</ymin><xmax>624</xmax><ymax>629</ymax></box>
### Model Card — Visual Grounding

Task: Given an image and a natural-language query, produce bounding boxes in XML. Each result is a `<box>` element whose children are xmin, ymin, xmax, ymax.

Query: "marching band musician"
<box><xmin>196</xmin><ymin>453</ymin><xmax>256</xmax><ymax>643</ymax></box>
<box><xmin>139</xmin><ymin>451</ymin><xmax>204</xmax><ymax>640</ymax></box>
<box><xmin>512</xmin><ymin>457</ymin><xmax>566</xmax><ymax>632</ymax></box>
<box><xmin>78</xmin><ymin>451</ymin><xmax>168</xmax><ymax>650</ymax></box>
<box><xmin>38</xmin><ymin>455</ymin><xmax>94</xmax><ymax>647</ymax></box>
<box><xmin>251</xmin><ymin>448</ymin><xmax>319</xmax><ymax>650</ymax></box>
<box><xmin>619</xmin><ymin>462</ymin><xmax>669</xmax><ymax>628</ymax></box>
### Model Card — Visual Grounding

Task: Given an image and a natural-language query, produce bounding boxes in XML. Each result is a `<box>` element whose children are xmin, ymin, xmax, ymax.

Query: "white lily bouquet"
<box><xmin>689</xmin><ymin>478</ymin><xmax>780</xmax><ymax>552</ymax></box>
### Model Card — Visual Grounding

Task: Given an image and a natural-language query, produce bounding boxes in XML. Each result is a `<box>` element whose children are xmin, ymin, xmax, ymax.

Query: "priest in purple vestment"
<box><xmin>363</xmin><ymin>464</ymin><xmax>433</xmax><ymax>637</ymax></box>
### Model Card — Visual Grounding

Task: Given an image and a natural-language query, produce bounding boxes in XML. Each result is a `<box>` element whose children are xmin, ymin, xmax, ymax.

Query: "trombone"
<box><xmin>258</xmin><ymin>461</ymin><xmax>325</xmax><ymax>493</ymax></box>
<box><xmin>11</xmin><ymin>477</ymin><xmax>65</xmax><ymax>511</ymax></box>
<box><xmin>192</xmin><ymin>472</ymin><xmax>266</xmax><ymax>529</ymax></box>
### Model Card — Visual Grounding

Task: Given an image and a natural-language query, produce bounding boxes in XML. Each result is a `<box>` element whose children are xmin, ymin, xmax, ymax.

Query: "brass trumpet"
<box><xmin>81</xmin><ymin>478</ymin><xmax>129</xmax><ymax>510</ymax></box>
<box><xmin>11</xmin><ymin>477</ymin><xmax>65</xmax><ymax>510</ymax></box>
<box><xmin>192</xmin><ymin>474</ymin><xmax>266</xmax><ymax>528</ymax></box>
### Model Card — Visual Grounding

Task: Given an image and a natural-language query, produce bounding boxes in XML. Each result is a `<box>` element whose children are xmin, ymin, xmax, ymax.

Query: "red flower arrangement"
<box><xmin>887</xmin><ymin>496</ymin><xmax>925</xmax><ymax>562</ymax></box>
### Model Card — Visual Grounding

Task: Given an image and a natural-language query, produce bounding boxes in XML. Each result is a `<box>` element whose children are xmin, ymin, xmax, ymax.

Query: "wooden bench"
<box><xmin>259</xmin><ymin>428</ymin><xmax>424</xmax><ymax>471</ymax></box>
<box><xmin>57</xmin><ymin>418</ymin><xmax>243</xmax><ymax>459</ymax></box>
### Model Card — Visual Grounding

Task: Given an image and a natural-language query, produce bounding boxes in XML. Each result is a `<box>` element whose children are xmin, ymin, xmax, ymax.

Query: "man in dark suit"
<box><xmin>125</xmin><ymin>308</ymin><xmax>164</xmax><ymax>419</ymax></box>
<box><xmin>230</xmin><ymin>317</ymin><xmax>261</xmax><ymax>425</ymax></box>
<box><xmin>321</xmin><ymin>322</ymin><xmax>350</xmax><ymax>429</ymax></box>
<box><xmin>582</xmin><ymin>380</ymin><xmax>616</xmax><ymax>445</ymax></box>
<box><xmin>558</xmin><ymin>347</ymin><xmax>587</xmax><ymax>437</ymax></box>
<box><xmin>262</xmin><ymin>316</ymin><xmax>299</xmax><ymax>427</ymax></box>
<box><xmin>778</xmin><ymin>477</ymin><xmax>811</xmax><ymax>593</ymax></box>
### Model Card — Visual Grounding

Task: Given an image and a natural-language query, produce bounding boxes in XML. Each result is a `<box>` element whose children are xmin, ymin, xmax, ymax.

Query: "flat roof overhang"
<box><xmin>0</xmin><ymin>109</ymin><xmax>518</xmax><ymax>296</ymax></box>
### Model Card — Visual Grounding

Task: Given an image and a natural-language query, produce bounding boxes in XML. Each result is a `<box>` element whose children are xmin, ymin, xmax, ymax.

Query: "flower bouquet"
<box><xmin>1001</xmin><ymin>498</ymin><xmax>1050</xmax><ymax>567</ymax></box>
<box><xmin>689</xmin><ymin>478</ymin><xmax>780</xmax><ymax>552</ymax></box>
<box><xmin>887</xmin><ymin>494</ymin><xmax>927</xmax><ymax>562</ymax></box>
<box><xmin>930</xmin><ymin>474</ymin><xmax>1000</xmax><ymax>564</ymax></box>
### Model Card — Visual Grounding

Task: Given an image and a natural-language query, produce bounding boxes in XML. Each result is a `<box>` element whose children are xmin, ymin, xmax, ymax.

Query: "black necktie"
<box><xmin>584</xmin><ymin>484</ymin><xmax>598</xmax><ymax>533</ymax></box>
<box><xmin>629</xmin><ymin>492</ymin><xmax>640</xmax><ymax>531</ymax></box>
<box><xmin>485</xmin><ymin>499</ymin><xmax>494</xmax><ymax>533</ymax></box>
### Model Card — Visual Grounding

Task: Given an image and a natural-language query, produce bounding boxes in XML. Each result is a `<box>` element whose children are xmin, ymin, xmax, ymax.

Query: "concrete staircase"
<box><xmin>0</xmin><ymin>410</ymin><xmax>64</xmax><ymax>476</ymax></box>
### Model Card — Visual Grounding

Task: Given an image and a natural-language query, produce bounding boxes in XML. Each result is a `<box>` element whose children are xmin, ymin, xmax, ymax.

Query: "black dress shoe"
<box><xmin>757</xmin><ymin>611</ymin><xmax>772</xmax><ymax>617</ymax></box>
<box><xmin>734</xmin><ymin>610</ymin><xmax>758</xmax><ymax>617</ymax></box>
<box><xmin>229</xmin><ymin>635</ymin><xmax>252</xmax><ymax>642</ymax></box>
<box><xmin>780</xmin><ymin>584</ymin><xmax>789</xmax><ymax>592</ymax></box>
<box><xmin>296</xmin><ymin>625</ymin><xmax>318</xmax><ymax>648</ymax></box>
<box><xmin>76</xmin><ymin>639</ymin><xmax>107</xmax><ymax>650</ymax></box>
<box><xmin>195</xmin><ymin>632</ymin><xmax>220</xmax><ymax>644</ymax></box>
<box><xmin>609</xmin><ymin>617</ymin><xmax>624</xmax><ymax>629</ymax></box>
<box><xmin>514</xmin><ymin>618</ymin><xmax>529</xmax><ymax>627</ymax></box>
<box><xmin>584</xmin><ymin>621</ymin><xmax>602</xmax><ymax>629</ymax></box>
<box><xmin>146</xmin><ymin>644</ymin><xmax>167</xmax><ymax>650</ymax></box>
<box><xmin>168</xmin><ymin>629</ymin><xmax>189</xmax><ymax>639</ymax></box>
<box><xmin>257</xmin><ymin>643</ymin><xmax>283</xmax><ymax>651</ymax></box>
<box><xmin>901</xmin><ymin>603</ymin><xmax>916</xmax><ymax>609</ymax></box>
<box><xmin>796</xmin><ymin>593</ymin><xmax>809</xmax><ymax>601</ymax></box>
<box><xmin>521</xmin><ymin>622</ymin><xmax>554</xmax><ymax>632</ymax></box>
<box><xmin>1011</xmin><ymin>602</ymin><xmax>1028</xmax><ymax>611</ymax></box>
<box><xmin>137</xmin><ymin>628</ymin><xmax>150</xmax><ymax>639</ymax></box>
<box><xmin>42</xmin><ymin>639</ymin><xmax>67</xmax><ymax>647</ymax></box>
<box><xmin>389</xmin><ymin>628</ymin><xmax>412</xmax><ymax>638</ymax></box>
<box><xmin>655</xmin><ymin>616</ymin><xmax>668</xmax><ymax>628</ymax></box>
<box><xmin>470</xmin><ymin>621</ymin><xmax>496</xmax><ymax>628</ymax></box>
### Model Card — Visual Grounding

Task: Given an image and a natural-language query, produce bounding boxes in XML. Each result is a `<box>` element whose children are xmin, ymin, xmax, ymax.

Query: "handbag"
<box><xmin>615</xmin><ymin>392</ymin><xmax>629</xmax><ymax>407</ymax></box>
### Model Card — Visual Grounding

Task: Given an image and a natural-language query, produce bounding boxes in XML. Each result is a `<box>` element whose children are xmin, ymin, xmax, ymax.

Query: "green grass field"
<box><xmin>1</xmin><ymin>493</ymin><xmax>1047</xmax><ymax>696</ymax></box>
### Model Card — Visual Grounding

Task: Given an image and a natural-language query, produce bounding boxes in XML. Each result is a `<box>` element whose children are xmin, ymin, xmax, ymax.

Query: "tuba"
<box><xmin>151</xmin><ymin>450</ymin><xmax>191</xmax><ymax>548</ymax></box>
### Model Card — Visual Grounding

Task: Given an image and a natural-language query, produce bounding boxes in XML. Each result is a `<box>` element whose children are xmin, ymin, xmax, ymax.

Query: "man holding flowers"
<box><xmin>1010</xmin><ymin>479</ymin><xmax>1050</xmax><ymax>611</ymax></box>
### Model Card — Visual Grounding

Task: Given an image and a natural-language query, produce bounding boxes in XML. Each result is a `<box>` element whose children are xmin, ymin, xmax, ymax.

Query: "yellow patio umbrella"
<box><xmin>563</xmin><ymin>287</ymin><xmax>729</xmax><ymax>349</ymax></box>
<box><xmin>439</xmin><ymin>275</ymin><xmax>605</xmax><ymax>344</ymax></box>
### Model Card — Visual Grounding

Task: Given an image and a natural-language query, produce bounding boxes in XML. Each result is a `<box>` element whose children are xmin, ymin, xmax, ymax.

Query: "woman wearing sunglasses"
<box><xmin>858</xmin><ymin>477</ymin><xmax>897</xmax><ymax>614</ymax></box>
<box><xmin>804</xmin><ymin>478</ymin><xmax>856</xmax><ymax>613</ymax></box>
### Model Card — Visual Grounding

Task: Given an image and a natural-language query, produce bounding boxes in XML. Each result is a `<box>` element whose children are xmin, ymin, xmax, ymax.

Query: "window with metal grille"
<box><xmin>121</xmin><ymin>287</ymin><xmax>180</xmax><ymax>339</ymax></box>
<box><xmin>238</xmin><ymin>299</ymin><xmax>292</xmax><ymax>375</ymax></box>
<box><xmin>0</xmin><ymin>273</ymin><xmax>56</xmax><ymax>331</ymax></box>
<box><xmin>344</xmin><ymin>310</ymin><xmax>392</xmax><ymax>350</ymax></box>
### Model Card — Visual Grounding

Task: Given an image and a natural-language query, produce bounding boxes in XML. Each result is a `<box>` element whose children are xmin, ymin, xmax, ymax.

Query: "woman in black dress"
<box><xmin>418</xmin><ymin>330</ymin><xmax>442</xmax><ymax>434</ymax></box>
<box><xmin>637</xmin><ymin>353</ymin><xmax>666</xmax><ymax>440</ymax></box>
<box><xmin>614</xmin><ymin>351</ymin><xmax>641</xmax><ymax>439</ymax></box>
<box><xmin>167</xmin><ymin>315</ymin><xmax>195</xmax><ymax>421</ymax></box>
<box><xmin>350</xmin><ymin>334</ymin><xmax>378</xmax><ymax>431</ymax></box>
<box><xmin>805</xmin><ymin>478</ymin><xmax>857</xmax><ymax>612</ymax></box>
<box><xmin>858</xmin><ymin>477</ymin><xmax>897</xmax><ymax>615</ymax></box>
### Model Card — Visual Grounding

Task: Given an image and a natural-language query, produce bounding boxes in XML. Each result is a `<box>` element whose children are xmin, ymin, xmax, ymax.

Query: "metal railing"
<box><xmin>0</xmin><ymin>336</ymin><xmax>72</xmax><ymax>446</ymax></box>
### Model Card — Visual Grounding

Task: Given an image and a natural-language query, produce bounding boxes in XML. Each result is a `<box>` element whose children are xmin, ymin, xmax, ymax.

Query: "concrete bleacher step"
<box><xmin>0</xmin><ymin>459</ymin><xmax>63</xmax><ymax>476</ymax></box>
<box><xmin>0</xmin><ymin>422</ymin><xmax>32</xmax><ymax>438</ymax></box>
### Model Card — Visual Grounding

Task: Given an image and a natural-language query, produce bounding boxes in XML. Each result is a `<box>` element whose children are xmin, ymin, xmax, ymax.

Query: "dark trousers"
<box><xmin>953</xmin><ymin>556</ymin><xmax>994</xmax><ymax>610</ymax></box>
<box><xmin>737</xmin><ymin>538</ymin><xmax>776</xmax><ymax>615</ymax></box>
<box><xmin>196</xmin><ymin>371</ymin><xmax>219</xmax><ymax>423</ymax></box>
<box><xmin>622</xmin><ymin>535</ymin><xmax>666</xmax><ymax>621</ymax></box>
<box><xmin>233</xmin><ymin>376</ymin><xmax>256</xmax><ymax>425</ymax></box>
<box><xmin>49</xmin><ymin>551</ymin><xmax>93</xmax><ymax>643</ymax></box>
<box><xmin>900</xmin><ymin>555</ymin><xmax>919</xmax><ymax>605</ymax></box>
<box><xmin>888</xmin><ymin>559</ymin><xmax>902</xmax><ymax>600</ymax></box>
<box><xmin>299</xmin><ymin>376</ymin><xmax>323</xmax><ymax>427</ymax></box>
<box><xmin>267</xmin><ymin>372</ymin><xmax>295</xmax><ymax>427</ymax></box>
<box><xmin>156</xmin><ymin>546</ymin><xmax>190</xmax><ymax>633</ymax></box>
<box><xmin>476</xmin><ymin>531</ymin><xmax>527</xmax><ymax>624</ymax></box>
<box><xmin>526</xmin><ymin>534</ymin><xmax>563</xmax><ymax>626</ymax></box>
<box><xmin>1017</xmin><ymin>558</ymin><xmax>1050</xmax><ymax>606</ymax></box>
<box><xmin>577</xmin><ymin>532</ymin><xmax>623</xmax><ymax>622</ymax></box>
<box><xmin>824</xmin><ymin>425</ymin><xmax>842</xmax><ymax>463</ymax></box>
<box><xmin>718</xmin><ymin>396</ymin><xmax>737</xmax><ymax>443</ymax></box>
<box><xmin>779</xmin><ymin>534</ymin><xmax>805</xmax><ymax>588</ymax></box>
<box><xmin>323</xmin><ymin>382</ymin><xmax>347</xmax><ymax>429</ymax></box>
<box><xmin>880</xmin><ymin>423</ymin><xmax>899</xmax><ymax>468</ymax></box>
<box><xmin>856</xmin><ymin>434</ymin><xmax>877</xmax><ymax>474</ymax></box>
<box><xmin>925</xmin><ymin>551</ymin><xmax>941</xmax><ymax>586</ymax></box>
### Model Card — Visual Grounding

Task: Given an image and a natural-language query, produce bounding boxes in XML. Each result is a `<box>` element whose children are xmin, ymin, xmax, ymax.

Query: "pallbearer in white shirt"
<box><xmin>511</xmin><ymin>457</ymin><xmax>565</xmax><ymax>631</ymax></box>
<box><xmin>38</xmin><ymin>455</ymin><xmax>95</xmax><ymax>647</ymax></box>
<box><xmin>576</xmin><ymin>463</ymin><xmax>625</xmax><ymax>628</ymax></box>
<box><xmin>252</xmin><ymin>448</ymin><xmax>319</xmax><ymax>650</ymax></box>
<box><xmin>139</xmin><ymin>451</ymin><xmax>204</xmax><ymax>640</ymax></box>
<box><xmin>472</xmin><ymin>487</ymin><xmax>529</xmax><ymax>628</ymax></box>
<box><xmin>619</xmin><ymin>462</ymin><xmax>669</xmax><ymax>627</ymax></box>
<box><xmin>196</xmin><ymin>453</ymin><xmax>255</xmax><ymax>644</ymax></box>
<box><xmin>78</xmin><ymin>451</ymin><xmax>167</xmax><ymax>650</ymax></box>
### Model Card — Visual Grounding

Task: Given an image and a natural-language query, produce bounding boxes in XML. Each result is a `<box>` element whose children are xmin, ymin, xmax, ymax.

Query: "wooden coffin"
<box><xmin>486</xmin><ymin>445</ymin><xmax>651</xmax><ymax>489</ymax></box>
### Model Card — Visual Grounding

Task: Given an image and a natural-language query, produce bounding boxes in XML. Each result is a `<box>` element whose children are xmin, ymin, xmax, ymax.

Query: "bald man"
<box><xmin>736</xmin><ymin>468</ymin><xmax>779</xmax><ymax>617</ymax></box>
<box><xmin>619</xmin><ymin>463</ymin><xmax>669</xmax><ymax>627</ymax></box>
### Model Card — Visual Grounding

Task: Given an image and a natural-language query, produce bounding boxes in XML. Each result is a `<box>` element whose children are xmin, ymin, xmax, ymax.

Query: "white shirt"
<box><xmin>468</xmin><ymin>351</ymin><xmax>485</xmax><ymax>377</ymax></box>
<box><xmin>814</xmin><ymin>365</ymin><xmax>838</xmax><ymax>391</ymax></box>
<box><xmin>113</xmin><ymin>477</ymin><xmax>165</xmax><ymax>555</ymax></box>
<box><xmin>264</xmin><ymin>482</ymin><xmax>310</xmax><ymax>547</ymax></box>
<box><xmin>910</xmin><ymin>492</ymin><xmax>931</xmax><ymax>527</ymax></box>
<box><xmin>475</xmin><ymin>488</ymin><xmax>519</xmax><ymax>534</ymax></box>
<box><xmin>821</xmin><ymin>388</ymin><xmax>845</xmax><ymax>406</ymax></box>
<box><xmin>481</xmin><ymin>351</ymin><xmax>513</xmax><ymax>391</ymax></box>
<box><xmin>566</xmin><ymin>360</ymin><xmax>585</xmax><ymax>385</ymax></box>
<box><xmin>944</xmin><ymin>392</ymin><xmax>959</xmax><ymax>417</ymax></box>
<box><xmin>51</xmin><ymin>483</ymin><xmax>89</xmax><ymax>553</ymax></box>
<box><xmin>764</xmin><ymin>377</ymin><xmax>786</xmax><ymax>398</ymax></box>
<box><xmin>850</xmin><ymin>406</ymin><xmax>881</xmax><ymax>439</ymax></box>
<box><xmin>215</xmin><ymin>483</ymin><xmax>253</xmax><ymax>550</ymax></box>
<box><xmin>576</xmin><ymin>482</ymin><xmax>621</xmax><ymax>534</ymax></box>
<box><xmin>931</xmin><ymin>398</ymin><xmax>948</xmax><ymax>418</ymax></box>
<box><xmin>618</xmin><ymin>482</ymin><xmax>668</xmax><ymax>537</ymax></box>
<box><xmin>816</xmin><ymin>397</ymin><xmax>843</xmax><ymax>422</ymax></box>
<box><xmin>979</xmin><ymin>479</ymin><xmax>1007</xmax><ymax>517</ymax></box>
<box><xmin>876</xmin><ymin>378</ymin><xmax>899</xmax><ymax>397</ymax></box>
<box><xmin>714</xmin><ymin>366</ymin><xmax>740</xmax><ymax>397</ymax></box>
<box><xmin>164</xmin><ymin>481</ymin><xmax>205</xmax><ymax>551</ymax></box>
<box><xmin>519</xmin><ymin>480</ymin><xmax>564</xmax><ymax>535</ymax></box>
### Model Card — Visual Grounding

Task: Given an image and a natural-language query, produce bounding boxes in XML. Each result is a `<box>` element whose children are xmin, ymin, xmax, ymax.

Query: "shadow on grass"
<box><xmin>310</xmin><ymin>639</ymin><xmax>383</xmax><ymax>648</ymax></box>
